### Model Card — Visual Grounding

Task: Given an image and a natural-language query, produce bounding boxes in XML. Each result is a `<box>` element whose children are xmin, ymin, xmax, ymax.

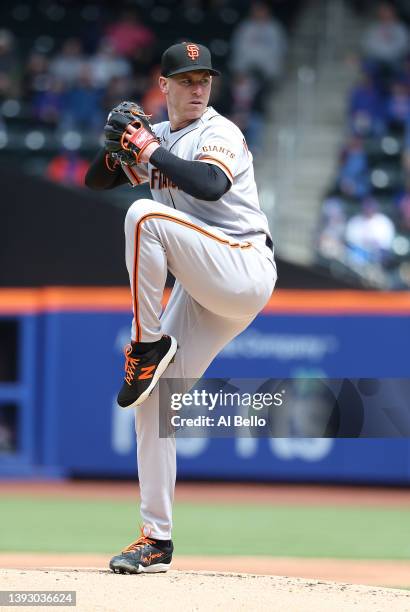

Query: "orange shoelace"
<box><xmin>124</xmin><ymin>344</ymin><xmax>140</xmax><ymax>385</ymax></box>
<box><xmin>122</xmin><ymin>527</ymin><xmax>156</xmax><ymax>553</ymax></box>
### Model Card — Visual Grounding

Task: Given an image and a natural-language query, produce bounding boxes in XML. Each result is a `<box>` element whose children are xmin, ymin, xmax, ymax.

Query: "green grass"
<box><xmin>0</xmin><ymin>497</ymin><xmax>409</xmax><ymax>560</ymax></box>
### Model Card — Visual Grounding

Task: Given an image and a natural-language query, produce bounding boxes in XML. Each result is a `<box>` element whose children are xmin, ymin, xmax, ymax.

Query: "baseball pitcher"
<box><xmin>85</xmin><ymin>41</ymin><xmax>277</xmax><ymax>574</ymax></box>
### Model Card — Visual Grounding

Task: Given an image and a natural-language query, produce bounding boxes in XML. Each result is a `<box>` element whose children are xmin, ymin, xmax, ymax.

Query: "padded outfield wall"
<box><xmin>0</xmin><ymin>288</ymin><xmax>409</xmax><ymax>482</ymax></box>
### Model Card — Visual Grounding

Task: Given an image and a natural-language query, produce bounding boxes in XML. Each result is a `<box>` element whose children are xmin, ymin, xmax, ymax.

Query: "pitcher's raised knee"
<box><xmin>125</xmin><ymin>199</ymin><xmax>170</xmax><ymax>227</ymax></box>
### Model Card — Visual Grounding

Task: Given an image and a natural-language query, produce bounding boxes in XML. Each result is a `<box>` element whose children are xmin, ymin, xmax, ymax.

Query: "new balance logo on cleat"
<box><xmin>109</xmin><ymin>529</ymin><xmax>173</xmax><ymax>575</ymax></box>
<box><xmin>117</xmin><ymin>334</ymin><xmax>178</xmax><ymax>408</ymax></box>
<box><xmin>138</xmin><ymin>365</ymin><xmax>156</xmax><ymax>380</ymax></box>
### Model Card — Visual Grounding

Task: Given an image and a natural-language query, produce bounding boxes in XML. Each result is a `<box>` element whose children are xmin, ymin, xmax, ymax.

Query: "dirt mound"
<box><xmin>1</xmin><ymin>568</ymin><xmax>409</xmax><ymax>612</ymax></box>
<box><xmin>1</xmin><ymin>554</ymin><xmax>410</xmax><ymax>588</ymax></box>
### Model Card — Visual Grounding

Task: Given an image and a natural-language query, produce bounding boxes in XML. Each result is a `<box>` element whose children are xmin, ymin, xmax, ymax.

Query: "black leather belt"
<box><xmin>265</xmin><ymin>235</ymin><xmax>273</xmax><ymax>251</ymax></box>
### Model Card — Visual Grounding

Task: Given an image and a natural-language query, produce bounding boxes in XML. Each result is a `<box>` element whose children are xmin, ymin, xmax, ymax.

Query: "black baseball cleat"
<box><xmin>109</xmin><ymin>530</ymin><xmax>173</xmax><ymax>574</ymax></box>
<box><xmin>117</xmin><ymin>334</ymin><xmax>177</xmax><ymax>408</ymax></box>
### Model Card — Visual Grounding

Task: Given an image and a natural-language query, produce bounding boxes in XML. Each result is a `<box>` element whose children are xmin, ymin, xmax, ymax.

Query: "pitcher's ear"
<box><xmin>159</xmin><ymin>76</ymin><xmax>168</xmax><ymax>94</ymax></box>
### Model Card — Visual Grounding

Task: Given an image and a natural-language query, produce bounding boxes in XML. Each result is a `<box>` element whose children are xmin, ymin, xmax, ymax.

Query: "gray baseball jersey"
<box><xmin>124</xmin><ymin>107</ymin><xmax>272</xmax><ymax>241</ymax></box>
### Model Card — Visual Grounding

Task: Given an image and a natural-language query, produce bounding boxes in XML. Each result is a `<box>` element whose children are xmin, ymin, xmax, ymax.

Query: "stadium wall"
<box><xmin>0</xmin><ymin>288</ymin><xmax>409</xmax><ymax>483</ymax></box>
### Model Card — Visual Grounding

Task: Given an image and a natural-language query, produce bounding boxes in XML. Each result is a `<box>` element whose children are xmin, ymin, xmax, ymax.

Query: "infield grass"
<box><xmin>0</xmin><ymin>497</ymin><xmax>409</xmax><ymax>560</ymax></box>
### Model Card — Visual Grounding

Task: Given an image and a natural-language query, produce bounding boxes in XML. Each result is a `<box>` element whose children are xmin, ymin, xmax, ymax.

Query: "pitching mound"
<box><xmin>1</xmin><ymin>569</ymin><xmax>409</xmax><ymax>612</ymax></box>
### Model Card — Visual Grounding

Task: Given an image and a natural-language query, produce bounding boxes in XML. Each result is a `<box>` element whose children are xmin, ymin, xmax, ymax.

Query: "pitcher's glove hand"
<box><xmin>104</xmin><ymin>101</ymin><xmax>159</xmax><ymax>164</ymax></box>
<box><xmin>108</xmin><ymin>149</ymin><xmax>136</xmax><ymax>166</ymax></box>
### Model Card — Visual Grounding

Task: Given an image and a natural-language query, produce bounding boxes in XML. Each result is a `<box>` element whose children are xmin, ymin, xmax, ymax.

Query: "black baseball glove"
<box><xmin>104</xmin><ymin>101</ymin><xmax>159</xmax><ymax>165</ymax></box>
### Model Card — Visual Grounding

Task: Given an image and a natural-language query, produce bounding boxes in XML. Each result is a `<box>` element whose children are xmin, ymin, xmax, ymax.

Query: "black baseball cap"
<box><xmin>161</xmin><ymin>42</ymin><xmax>220</xmax><ymax>77</ymax></box>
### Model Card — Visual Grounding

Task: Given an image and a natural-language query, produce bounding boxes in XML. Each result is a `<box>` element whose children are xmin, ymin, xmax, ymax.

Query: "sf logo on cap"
<box><xmin>186</xmin><ymin>43</ymin><xmax>199</xmax><ymax>61</ymax></box>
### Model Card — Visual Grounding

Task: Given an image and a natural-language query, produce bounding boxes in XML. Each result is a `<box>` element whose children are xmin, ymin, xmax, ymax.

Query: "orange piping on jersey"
<box><xmin>132</xmin><ymin>213</ymin><xmax>252</xmax><ymax>342</ymax></box>
<box><xmin>197</xmin><ymin>156</ymin><xmax>234</xmax><ymax>182</ymax></box>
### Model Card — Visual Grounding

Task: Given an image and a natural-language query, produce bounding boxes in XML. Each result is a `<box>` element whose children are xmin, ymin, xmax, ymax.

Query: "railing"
<box><xmin>261</xmin><ymin>0</ymin><xmax>352</xmax><ymax>257</ymax></box>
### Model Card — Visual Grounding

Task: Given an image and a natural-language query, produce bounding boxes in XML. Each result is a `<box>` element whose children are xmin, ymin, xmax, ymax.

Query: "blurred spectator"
<box><xmin>0</xmin><ymin>29</ymin><xmax>20</xmax><ymax>99</ymax></box>
<box><xmin>348</xmin><ymin>71</ymin><xmax>386</xmax><ymax>136</ymax></box>
<box><xmin>317</xmin><ymin>196</ymin><xmax>347</xmax><ymax>260</ymax></box>
<box><xmin>362</xmin><ymin>3</ymin><xmax>409</xmax><ymax>76</ymax></box>
<box><xmin>61</xmin><ymin>65</ymin><xmax>103</xmax><ymax>132</ymax></box>
<box><xmin>229</xmin><ymin>72</ymin><xmax>264</xmax><ymax>151</ymax></box>
<box><xmin>50</xmin><ymin>38</ymin><xmax>86</xmax><ymax>87</ymax></box>
<box><xmin>142</xmin><ymin>66</ymin><xmax>167</xmax><ymax>123</ymax></box>
<box><xmin>337</xmin><ymin>136</ymin><xmax>370</xmax><ymax>199</ymax></box>
<box><xmin>102</xmin><ymin>76</ymin><xmax>137</xmax><ymax>116</ymax></box>
<box><xmin>400</xmin><ymin>54</ymin><xmax>410</xmax><ymax>89</ymax></box>
<box><xmin>22</xmin><ymin>52</ymin><xmax>52</xmax><ymax>103</ymax></box>
<box><xmin>230</xmin><ymin>2</ymin><xmax>287</xmax><ymax>88</ymax></box>
<box><xmin>403</xmin><ymin>143</ymin><xmax>410</xmax><ymax>182</ymax></box>
<box><xmin>32</xmin><ymin>76</ymin><xmax>65</xmax><ymax>125</ymax></box>
<box><xmin>88</xmin><ymin>40</ymin><xmax>132</xmax><ymax>89</ymax></box>
<box><xmin>396</xmin><ymin>181</ymin><xmax>410</xmax><ymax>231</ymax></box>
<box><xmin>345</xmin><ymin>197</ymin><xmax>395</xmax><ymax>263</ymax></box>
<box><xmin>105</xmin><ymin>10</ymin><xmax>155</xmax><ymax>61</ymax></box>
<box><xmin>46</xmin><ymin>149</ymin><xmax>89</xmax><ymax>187</ymax></box>
<box><xmin>385</xmin><ymin>79</ymin><xmax>410</xmax><ymax>133</ymax></box>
